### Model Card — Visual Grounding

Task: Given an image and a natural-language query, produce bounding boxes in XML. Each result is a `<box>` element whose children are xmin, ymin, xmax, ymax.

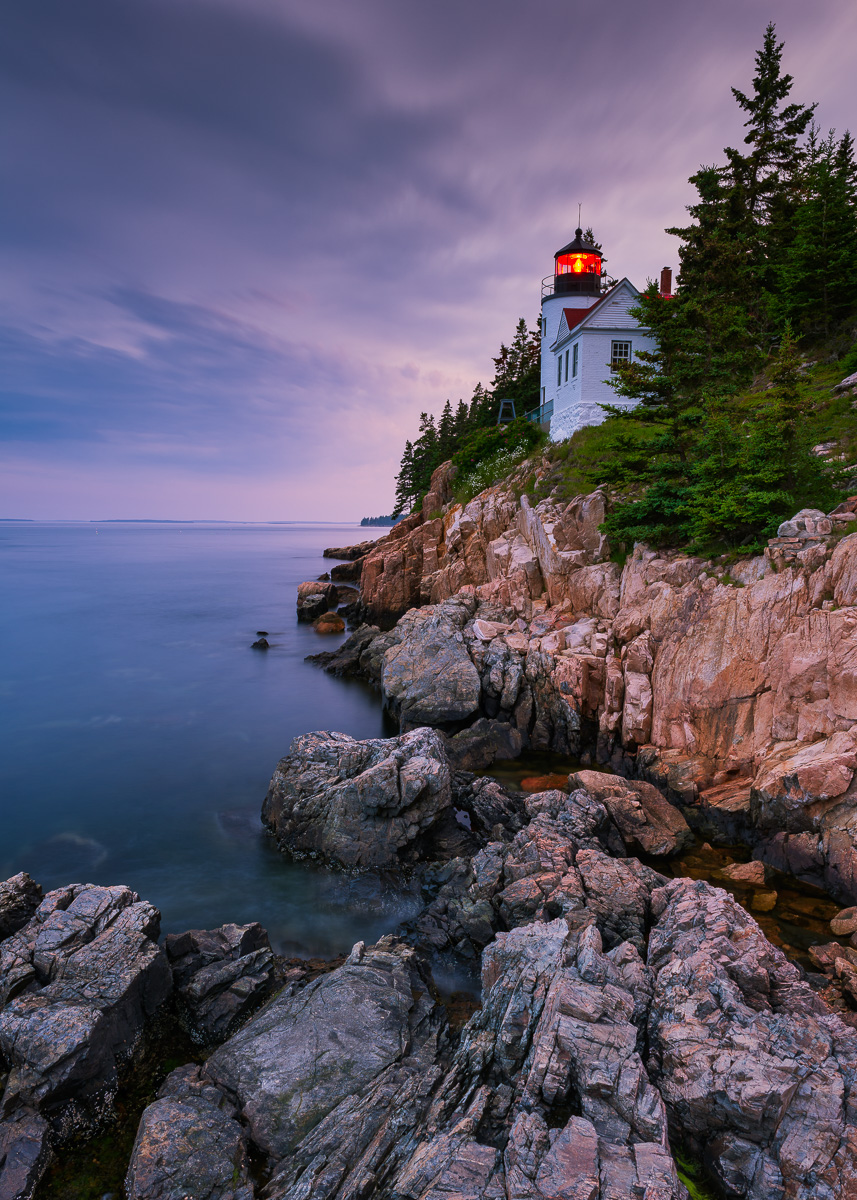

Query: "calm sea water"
<box><xmin>0</xmin><ymin>521</ymin><xmax>422</xmax><ymax>957</ymax></box>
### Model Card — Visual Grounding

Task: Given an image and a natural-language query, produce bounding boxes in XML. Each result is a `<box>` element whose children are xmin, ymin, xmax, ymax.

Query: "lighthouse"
<box><xmin>538</xmin><ymin>227</ymin><xmax>657</xmax><ymax>442</ymax></box>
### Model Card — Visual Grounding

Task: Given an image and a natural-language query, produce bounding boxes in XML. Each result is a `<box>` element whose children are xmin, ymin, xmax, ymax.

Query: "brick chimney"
<box><xmin>660</xmin><ymin>267</ymin><xmax>672</xmax><ymax>297</ymax></box>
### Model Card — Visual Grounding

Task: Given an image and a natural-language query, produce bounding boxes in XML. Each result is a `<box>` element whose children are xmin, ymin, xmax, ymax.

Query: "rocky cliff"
<box><xmin>318</xmin><ymin>460</ymin><xmax>857</xmax><ymax>903</ymax></box>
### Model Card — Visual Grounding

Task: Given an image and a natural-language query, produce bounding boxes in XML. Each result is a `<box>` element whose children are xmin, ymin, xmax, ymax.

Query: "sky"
<box><xmin>1</xmin><ymin>0</ymin><xmax>855</xmax><ymax>520</ymax></box>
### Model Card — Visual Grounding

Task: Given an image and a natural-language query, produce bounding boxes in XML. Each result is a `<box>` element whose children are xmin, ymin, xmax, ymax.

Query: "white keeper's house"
<box><xmin>534</xmin><ymin>227</ymin><xmax>670</xmax><ymax>442</ymax></box>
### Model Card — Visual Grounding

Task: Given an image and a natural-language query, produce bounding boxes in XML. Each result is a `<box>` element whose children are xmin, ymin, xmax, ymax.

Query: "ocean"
<box><xmin>0</xmin><ymin>521</ymin><xmax>422</xmax><ymax>957</ymax></box>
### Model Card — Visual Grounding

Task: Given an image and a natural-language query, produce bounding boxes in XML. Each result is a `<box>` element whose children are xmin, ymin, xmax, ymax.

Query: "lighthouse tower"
<box><xmin>538</xmin><ymin>227</ymin><xmax>655</xmax><ymax>441</ymax></box>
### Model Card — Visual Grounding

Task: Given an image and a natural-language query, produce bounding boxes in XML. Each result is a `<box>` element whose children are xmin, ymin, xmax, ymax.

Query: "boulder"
<box><xmin>312</xmin><ymin>612</ymin><xmax>345</xmax><ymax>634</ymax></box>
<box><xmin>648</xmin><ymin>877</ymin><xmax>857</xmax><ymax>1199</ymax></box>
<box><xmin>719</xmin><ymin>859</ymin><xmax>771</xmax><ymax>887</ymax></box>
<box><xmin>0</xmin><ymin>874</ymin><xmax>42</xmax><ymax>942</ymax></box>
<box><xmin>296</xmin><ymin>581</ymin><xmax>338</xmax><ymax>622</ymax></box>
<box><xmin>443</xmin><ymin>717</ymin><xmax>522</xmax><ymax>771</ymax></box>
<box><xmin>262</xmin><ymin>727</ymin><xmax>453</xmax><ymax>869</ymax></box>
<box><xmin>203</xmin><ymin>938</ymin><xmax>445</xmax><ymax>1164</ymax></box>
<box><xmin>126</xmin><ymin>1065</ymin><xmax>254</xmax><ymax>1200</ymax></box>
<box><xmin>831</xmin><ymin>906</ymin><xmax>857</xmax><ymax>937</ymax></box>
<box><xmin>0</xmin><ymin>884</ymin><xmax>171</xmax><ymax>1115</ymax></box>
<box><xmin>569</xmin><ymin>770</ymin><xmax>693</xmax><ymax>857</ymax></box>
<box><xmin>381</xmin><ymin>597</ymin><xmax>482</xmax><ymax>727</ymax></box>
<box><xmin>164</xmin><ymin>923</ymin><xmax>275</xmax><ymax>1044</ymax></box>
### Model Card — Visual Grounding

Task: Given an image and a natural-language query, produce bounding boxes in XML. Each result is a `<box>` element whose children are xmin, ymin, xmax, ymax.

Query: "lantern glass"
<box><xmin>555</xmin><ymin>252</ymin><xmax>601</xmax><ymax>277</ymax></box>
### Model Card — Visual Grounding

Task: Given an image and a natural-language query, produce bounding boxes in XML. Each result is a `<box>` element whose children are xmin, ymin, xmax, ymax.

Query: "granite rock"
<box><xmin>126</xmin><ymin>1065</ymin><xmax>254</xmax><ymax>1200</ymax></box>
<box><xmin>164</xmin><ymin>923</ymin><xmax>275</xmax><ymax>1044</ymax></box>
<box><xmin>261</xmin><ymin>727</ymin><xmax>453</xmax><ymax>869</ymax></box>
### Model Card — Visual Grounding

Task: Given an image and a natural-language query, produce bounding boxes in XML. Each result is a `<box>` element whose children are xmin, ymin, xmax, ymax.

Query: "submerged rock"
<box><xmin>262</xmin><ymin>727</ymin><xmax>454</xmax><ymax>869</ymax></box>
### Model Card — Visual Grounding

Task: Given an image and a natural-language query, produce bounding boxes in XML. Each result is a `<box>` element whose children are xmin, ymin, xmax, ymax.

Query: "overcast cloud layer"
<box><xmin>2</xmin><ymin>0</ymin><xmax>855</xmax><ymax>519</ymax></box>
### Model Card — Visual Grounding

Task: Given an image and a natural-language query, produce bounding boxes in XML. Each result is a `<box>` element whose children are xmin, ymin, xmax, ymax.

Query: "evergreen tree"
<box><xmin>393</xmin><ymin>440</ymin><xmax>415</xmax><ymax>517</ymax></box>
<box><xmin>781</xmin><ymin>128</ymin><xmax>857</xmax><ymax>334</ymax></box>
<box><xmin>736</xmin><ymin>326</ymin><xmax>839</xmax><ymax>537</ymax></box>
<box><xmin>726</xmin><ymin>23</ymin><xmax>815</xmax><ymax>220</ymax></box>
<box><xmin>437</xmin><ymin>400</ymin><xmax>456</xmax><ymax>460</ymax></box>
<box><xmin>599</xmin><ymin>283</ymin><xmax>750</xmax><ymax>545</ymax></box>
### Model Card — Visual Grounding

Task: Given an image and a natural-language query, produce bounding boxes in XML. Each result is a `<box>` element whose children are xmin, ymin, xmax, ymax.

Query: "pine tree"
<box><xmin>723</xmin><ymin>22</ymin><xmax>816</xmax><ymax>320</ymax></box>
<box><xmin>599</xmin><ymin>283</ymin><xmax>751</xmax><ymax>545</ymax></box>
<box><xmin>737</xmin><ymin>326</ymin><xmax>838</xmax><ymax>536</ymax></box>
<box><xmin>726</xmin><ymin>23</ymin><xmax>815</xmax><ymax>222</ymax></box>
<box><xmin>437</xmin><ymin>400</ymin><xmax>455</xmax><ymax>460</ymax></box>
<box><xmin>781</xmin><ymin>128</ymin><xmax>857</xmax><ymax>334</ymax></box>
<box><xmin>393</xmin><ymin>440</ymin><xmax>415</xmax><ymax>516</ymax></box>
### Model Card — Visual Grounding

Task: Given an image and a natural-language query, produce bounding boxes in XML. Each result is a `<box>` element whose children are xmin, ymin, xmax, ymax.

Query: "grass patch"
<box><xmin>674</xmin><ymin>1150</ymin><xmax>718</xmax><ymax>1200</ymax></box>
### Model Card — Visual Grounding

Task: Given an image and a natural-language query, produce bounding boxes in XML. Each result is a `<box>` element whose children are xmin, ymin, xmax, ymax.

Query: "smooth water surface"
<box><xmin>0</xmin><ymin>522</ymin><xmax>421</xmax><ymax>956</ymax></box>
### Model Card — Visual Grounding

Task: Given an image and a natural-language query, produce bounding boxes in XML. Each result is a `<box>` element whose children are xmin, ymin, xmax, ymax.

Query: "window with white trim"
<box><xmin>572</xmin><ymin>343</ymin><xmax>578</xmax><ymax>378</ymax></box>
<box><xmin>610</xmin><ymin>341</ymin><xmax>632</xmax><ymax>371</ymax></box>
<box><xmin>557</xmin><ymin>355</ymin><xmax>562</xmax><ymax>386</ymax></box>
<box><xmin>564</xmin><ymin>350</ymin><xmax>569</xmax><ymax>382</ymax></box>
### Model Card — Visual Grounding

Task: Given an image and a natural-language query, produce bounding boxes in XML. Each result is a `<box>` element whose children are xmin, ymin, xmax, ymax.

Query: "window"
<box><xmin>572</xmin><ymin>344</ymin><xmax>578</xmax><ymax>378</ymax></box>
<box><xmin>557</xmin><ymin>355</ymin><xmax>562</xmax><ymax>386</ymax></box>
<box><xmin>610</xmin><ymin>341</ymin><xmax>632</xmax><ymax>371</ymax></box>
<box><xmin>564</xmin><ymin>350</ymin><xmax>569</xmax><ymax>382</ymax></box>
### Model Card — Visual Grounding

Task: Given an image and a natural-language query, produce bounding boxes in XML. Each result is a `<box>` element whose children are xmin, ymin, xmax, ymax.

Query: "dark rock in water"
<box><xmin>323</xmin><ymin>540</ymin><xmax>376</xmax><ymax>561</ymax></box>
<box><xmin>255</xmin><ymin>630</ymin><xmax>268</xmax><ymax>637</ymax></box>
<box><xmin>251</xmin><ymin>637</ymin><xmax>269</xmax><ymax>649</ymax></box>
<box><xmin>0</xmin><ymin>1106</ymin><xmax>51</xmax><ymax>1200</ymax></box>
<box><xmin>317</xmin><ymin>571</ymin><xmax>330</xmax><ymax>580</ymax></box>
<box><xmin>334</xmin><ymin>585</ymin><xmax>359</xmax><ymax>605</ymax></box>
<box><xmin>311</xmin><ymin>612</ymin><xmax>345</xmax><ymax>635</ymax></box>
<box><xmin>125</xmin><ymin>1065</ymin><xmax>253</xmax><ymax>1200</ymax></box>
<box><xmin>262</xmin><ymin>727</ymin><xmax>454</xmax><ymax>870</ymax></box>
<box><xmin>296</xmin><ymin>581</ymin><xmax>337</xmax><ymax>622</ymax></box>
<box><xmin>0</xmin><ymin>883</ymin><xmax>171</xmax><ymax>1117</ymax></box>
<box><xmin>329</xmin><ymin>559</ymin><xmax>362</xmax><ymax>582</ymax></box>
<box><xmin>164</xmin><ymin>923</ymin><xmax>275</xmax><ymax>1044</ymax></box>
<box><xmin>204</xmin><ymin>937</ymin><xmax>445</xmax><ymax>1164</ymax></box>
<box><xmin>0</xmin><ymin>873</ymin><xmax>42</xmax><ymax>941</ymax></box>
<box><xmin>443</xmin><ymin>717</ymin><xmax>522</xmax><ymax>771</ymax></box>
<box><xmin>22</xmin><ymin>831</ymin><xmax>108</xmax><ymax>878</ymax></box>
<box><xmin>305</xmin><ymin>623</ymin><xmax>380</xmax><ymax>675</ymax></box>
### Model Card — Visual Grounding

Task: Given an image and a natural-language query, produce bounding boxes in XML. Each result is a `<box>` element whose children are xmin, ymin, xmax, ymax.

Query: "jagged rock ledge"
<box><xmin>310</xmin><ymin>459</ymin><xmax>857</xmax><ymax>904</ymax></box>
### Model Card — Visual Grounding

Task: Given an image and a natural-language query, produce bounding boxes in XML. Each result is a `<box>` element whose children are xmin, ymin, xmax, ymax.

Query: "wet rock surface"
<box><xmin>6</xmin><ymin>767</ymin><xmax>857</xmax><ymax>1197</ymax></box>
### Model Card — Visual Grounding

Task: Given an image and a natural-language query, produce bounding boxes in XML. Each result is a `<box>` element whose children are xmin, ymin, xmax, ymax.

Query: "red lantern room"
<box><xmin>554</xmin><ymin>228</ymin><xmax>602</xmax><ymax>296</ymax></box>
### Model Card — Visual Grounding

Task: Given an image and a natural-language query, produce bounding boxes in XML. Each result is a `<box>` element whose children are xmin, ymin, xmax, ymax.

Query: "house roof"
<box><xmin>550</xmin><ymin>278</ymin><xmax>643</xmax><ymax>350</ymax></box>
<box><xmin>561</xmin><ymin>307</ymin><xmax>589</xmax><ymax>333</ymax></box>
